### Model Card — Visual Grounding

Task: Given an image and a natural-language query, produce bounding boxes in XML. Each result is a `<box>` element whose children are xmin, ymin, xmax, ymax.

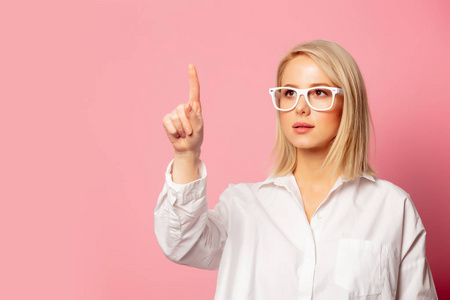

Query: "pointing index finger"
<box><xmin>188</xmin><ymin>64</ymin><xmax>201</xmax><ymax>112</ymax></box>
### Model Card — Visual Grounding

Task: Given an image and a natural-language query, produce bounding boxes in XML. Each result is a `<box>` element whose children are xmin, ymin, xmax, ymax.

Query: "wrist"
<box><xmin>174</xmin><ymin>150</ymin><xmax>201</xmax><ymax>162</ymax></box>
<box><xmin>172</xmin><ymin>150</ymin><xmax>201</xmax><ymax>184</ymax></box>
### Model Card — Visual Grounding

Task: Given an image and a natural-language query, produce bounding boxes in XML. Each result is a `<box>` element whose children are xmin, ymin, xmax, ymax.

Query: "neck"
<box><xmin>293</xmin><ymin>147</ymin><xmax>342</xmax><ymax>185</ymax></box>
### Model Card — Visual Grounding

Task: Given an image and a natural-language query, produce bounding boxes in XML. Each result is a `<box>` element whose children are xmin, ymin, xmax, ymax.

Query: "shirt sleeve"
<box><xmin>396</xmin><ymin>195</ymin><xmax>438</xmax><ymax>299</ymax></box>
<box><xmin>154</xmin><ymin>160</ymin><xmax>228</xmax><ymax>270</ymax></box>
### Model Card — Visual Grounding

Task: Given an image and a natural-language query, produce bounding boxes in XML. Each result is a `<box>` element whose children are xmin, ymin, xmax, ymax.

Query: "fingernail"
<box><xmin>186</xmin><ymin>127</ymin><xmax>191</xmax><ymax>135</ymax></box>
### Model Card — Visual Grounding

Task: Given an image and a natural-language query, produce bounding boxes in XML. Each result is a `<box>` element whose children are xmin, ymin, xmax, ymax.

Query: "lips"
<box><xmin>293</xmin><ymin>122</ymin><xmax>314</xmax><ymax>128</ymax></box>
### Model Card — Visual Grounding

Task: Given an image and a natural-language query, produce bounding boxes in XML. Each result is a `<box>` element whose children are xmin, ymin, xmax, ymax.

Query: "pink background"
<box><xmin>1</xmin><ymin>0</ymin><xmax>449</xmax><ymax>299</ymax></box>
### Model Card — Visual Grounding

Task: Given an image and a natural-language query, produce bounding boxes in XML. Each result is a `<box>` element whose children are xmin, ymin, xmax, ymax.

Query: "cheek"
<box><xmin>323</xmin><ymin>100</ymin><xmax>343</xmax><ymax>131</ymax></box>
<box><xmin>324</xmin><ymin>115</ymin><xmax>340</xmax><ymax>132</ymax></box>
<box><xmin>329</xmin><ymin>119</ymin><xmax>341</xmax><ymax>137</ymax></box>
<box><xmin>279</xmin><ymin>112</ymin><xmax>293</xmax><ymax>135</ymax></box>
<box><xmin>326</xmin><ymin>113</ymin><xmax>342</xmax><ymax>128</ymax></box>
<box><xmin>314</xmin><ymin>110</ymin><xmax>342</xmax><ymax>137</ymax></box>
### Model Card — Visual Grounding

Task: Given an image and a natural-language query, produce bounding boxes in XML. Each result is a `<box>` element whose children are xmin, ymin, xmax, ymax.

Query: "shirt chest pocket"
<box><xmin>334</xmin><ymin>239</ymin><xmax>384</xmax><ymax>296</ymax></box>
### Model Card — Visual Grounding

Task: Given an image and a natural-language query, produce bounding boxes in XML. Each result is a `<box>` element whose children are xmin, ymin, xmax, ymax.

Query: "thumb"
<box><xmin>184</xmin><ymin>103</ymin><xmax>192</xmax><ymax>116</ymax></box>
<box><xmin>185</xmin><ymin>103</ymin><xmax>202</xmax><ymax>132</ymax></box>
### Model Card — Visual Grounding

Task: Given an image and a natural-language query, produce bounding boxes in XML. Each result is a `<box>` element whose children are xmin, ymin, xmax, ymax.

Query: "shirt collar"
<box><xmin>256</xmin><ymin>172</ymin><xmax>375</xmax><ymax>190</ymax></box>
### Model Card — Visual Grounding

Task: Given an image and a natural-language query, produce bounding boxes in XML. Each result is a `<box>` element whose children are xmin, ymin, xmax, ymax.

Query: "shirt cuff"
<box><xmin>165</xmin><ymin>159</ymin><xmax>207</xmax><ymax>205</ymax></box>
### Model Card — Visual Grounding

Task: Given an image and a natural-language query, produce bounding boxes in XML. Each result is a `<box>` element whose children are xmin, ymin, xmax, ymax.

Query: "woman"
<box><xmin>155</xmin><ymin>40</ymin><xmax>437</xmax><ymax>299</ymax></box>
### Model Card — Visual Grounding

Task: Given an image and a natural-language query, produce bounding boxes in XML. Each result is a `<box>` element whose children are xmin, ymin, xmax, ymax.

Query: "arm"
<box><xmin>155</xmin><ymin>64</ymin><xmax>227</xmax><ymax>269</ymax></box>
<box><xmin>395</xmin><ymin>196</ymin><xmax>438</xmax><ymax>299</ymax></box>
<box><xmin>162</xmin><ymin>64</ymin><xmax>203</xmax><ymax>185</ymax></box>
<box><xmin>154</xmin><ymin>160</ymin><xmax>228</xmax><ymax>270</ymax></box>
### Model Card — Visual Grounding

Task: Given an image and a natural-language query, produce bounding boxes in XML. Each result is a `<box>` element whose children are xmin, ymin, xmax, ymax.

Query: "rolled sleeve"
<box><xmin>163</xmin><ymin>159</ymin><xmax>207</xmax><ymax>206</ymax></box>
<box><xmin>154</xmin><ymin>160</ymin><xmax>228</xmax><ymax>270</ymax></box>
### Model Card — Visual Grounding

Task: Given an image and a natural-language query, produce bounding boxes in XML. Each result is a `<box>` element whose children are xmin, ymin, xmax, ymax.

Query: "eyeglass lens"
<box><xmin>274</xmin><ymin>88</ymin><xmax>334</xmax><ymax>110</ymax></box>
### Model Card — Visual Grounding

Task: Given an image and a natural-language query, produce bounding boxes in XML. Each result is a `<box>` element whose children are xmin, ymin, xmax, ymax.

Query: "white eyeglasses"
<box><xmin>269</xmin><ymin>86</ymin><xmax>344</xmax><ymax>111</ymax></box>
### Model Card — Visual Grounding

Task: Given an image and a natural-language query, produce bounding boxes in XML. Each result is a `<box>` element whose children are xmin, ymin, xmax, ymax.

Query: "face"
<box><xmin>279</xmin><ymin>55</ymin><xmax>344</xmax><ymax>152</ymax></box>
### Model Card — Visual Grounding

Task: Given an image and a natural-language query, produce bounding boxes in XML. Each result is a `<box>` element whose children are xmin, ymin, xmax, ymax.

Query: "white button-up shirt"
<box><xmin>154</xmin><ymin>161</ymin><xmax>437</xmax><ymax>300</ymax></box>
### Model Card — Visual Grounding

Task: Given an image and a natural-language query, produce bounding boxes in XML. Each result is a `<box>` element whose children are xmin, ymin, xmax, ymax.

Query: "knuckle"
<box><xmin>178</xmin><ymin>110</ymin><xmax>188</xmax><ymax>120</ymax></box>
<box><xmin>181</xmin><ymin>114</ymin><xmax>190</xmax><ymax>123</ymax></box>
<box><xmin>170</xmin><ymin>114</ymin><xmax>179</xmax><ymax>122</ymax></box>
<box><xmin>163</xmin><ymin>117</ymin><xmax>172</xmax><ymax>128</ymax></box>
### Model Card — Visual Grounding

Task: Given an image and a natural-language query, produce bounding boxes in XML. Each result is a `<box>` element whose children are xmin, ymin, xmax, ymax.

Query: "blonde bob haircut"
<box><xmin>271</xmin><ymin>39</ymin><xmax>375</xmax><ymax>180</ymax></box>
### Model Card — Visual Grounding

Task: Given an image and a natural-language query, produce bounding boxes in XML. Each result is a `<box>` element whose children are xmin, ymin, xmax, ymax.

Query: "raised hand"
<box><xmin>163</xmin><ymin>64</ymin><xmax>204</xmax><ymax>155</ymax></box>
<box><xmin>162</xmin><ymin>64</ymin><xmax>204</xmax><ymax>183</ymax></box>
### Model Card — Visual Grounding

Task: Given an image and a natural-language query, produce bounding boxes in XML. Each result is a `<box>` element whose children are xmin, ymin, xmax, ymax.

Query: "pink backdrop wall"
<box><xmin>1</xmin><ymin>0</ymin><xmax>449</xmax><ymax>299</ymax></box>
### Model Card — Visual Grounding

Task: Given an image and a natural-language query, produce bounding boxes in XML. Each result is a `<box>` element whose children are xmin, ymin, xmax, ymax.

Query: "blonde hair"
<box><xmin>271</xmin><ymin>39</ymin><xmax>375</xmax><ymax>180</ymax></box>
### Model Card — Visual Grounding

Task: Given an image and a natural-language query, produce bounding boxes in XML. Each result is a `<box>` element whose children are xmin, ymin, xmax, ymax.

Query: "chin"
<box><xmin>289</xmin><ymin>137</ymin><xmax>333</xmax><ymax>152</ymax></box>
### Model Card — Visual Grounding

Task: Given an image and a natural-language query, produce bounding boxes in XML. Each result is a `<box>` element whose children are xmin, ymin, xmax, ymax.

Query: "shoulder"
<box><xmin>221</xmin><ymin>180</ymin><xmax>264</xmax><ymax>197</ymax></box>
<box><xmin>218</xmin><ymin>177</ymin><xmax>275</xmax><ymax>205</ymax></box>
<box><xmin>351</xmin><ymin>176</ymin><xmax>426</xmax><ymax>243</ymax></box>
<box><xmin>370</xmin><ymin>176</ymin><xmax>410</xmax><ymax>198</ymax></box>
<box><xmin>359</xmin><ymin>175</ymin><xmax>416</xmax><ymax>213</ymax></box>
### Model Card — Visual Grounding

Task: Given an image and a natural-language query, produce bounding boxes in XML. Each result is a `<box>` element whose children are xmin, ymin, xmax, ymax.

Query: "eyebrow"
<box><xmin>283</xmin><ymin>83</ymin><xmax>331</xmax><ymax>88</ymax></box>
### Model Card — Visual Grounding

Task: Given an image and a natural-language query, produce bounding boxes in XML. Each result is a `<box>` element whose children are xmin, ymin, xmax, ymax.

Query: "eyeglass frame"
<box><xmin>269</xmin><ymin>86</ymin><xmax>344</xmax><ymax>111</ymax></box>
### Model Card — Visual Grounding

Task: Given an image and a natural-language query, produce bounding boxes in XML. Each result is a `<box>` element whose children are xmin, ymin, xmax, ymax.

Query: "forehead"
<box><xmin>281</xmin><ymin>55</ymin><xmax>332</xmax><ymax>86</ymax></box>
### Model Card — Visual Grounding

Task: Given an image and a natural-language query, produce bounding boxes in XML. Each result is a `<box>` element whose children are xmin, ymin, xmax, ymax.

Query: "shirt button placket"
<box><xmin>298</xmin><ymin>231</ymin><xmax>316</xmax><ymax>300</ymax></box>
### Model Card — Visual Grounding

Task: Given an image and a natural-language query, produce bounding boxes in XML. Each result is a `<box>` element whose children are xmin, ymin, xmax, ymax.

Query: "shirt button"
<box><xmin>316</xmin><ymin>213</ymin><xmax>322</xmax><ymax>220</ymax></box>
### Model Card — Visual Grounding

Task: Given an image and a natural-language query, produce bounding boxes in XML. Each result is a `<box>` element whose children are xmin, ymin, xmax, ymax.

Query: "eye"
<box><xmin>284</xmin><ymin>89</ymin><xmax>297</xmax><ymax>98</ymax></box>
<box><xmin>313</xmin><ymin>89</ymin><xmax>329</xmax><ymax>97</ymax></box>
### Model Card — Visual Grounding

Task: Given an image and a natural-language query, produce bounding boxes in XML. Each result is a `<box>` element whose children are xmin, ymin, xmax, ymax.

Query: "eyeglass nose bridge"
<box><xmin>293</xmin><ymin>91</ymin><xmax>311</xmax><ymax>111</ymax></box>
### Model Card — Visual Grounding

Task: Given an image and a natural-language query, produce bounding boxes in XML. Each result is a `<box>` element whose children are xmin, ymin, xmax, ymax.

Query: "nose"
<box><xmin>295</xmin><ymin>94</ymin><xmax>311</xmax><ymax>115</ymax></box>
